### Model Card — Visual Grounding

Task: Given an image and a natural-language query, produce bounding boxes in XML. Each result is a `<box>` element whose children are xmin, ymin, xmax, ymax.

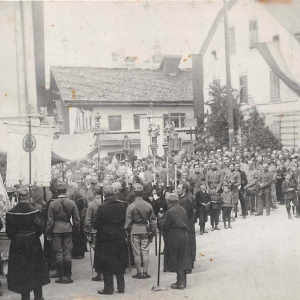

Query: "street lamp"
<box><xmin>170</xmin><ymin>132</ymin><xmax>181</xmax><ymax>191</ymax></box>
<box><xmin>123</xmin><ymin>134</ymin><xmax>132</xmax><ymax>186</ymax></box>
<box><xmin>94</xmin><ymin>112</ymin><xmax>102</xmax><ymax>172</ymax></box>
<box><xmin>57</xmin><ymin>115</ymin><xmax>64</xmax><ymax>134</ymax></box>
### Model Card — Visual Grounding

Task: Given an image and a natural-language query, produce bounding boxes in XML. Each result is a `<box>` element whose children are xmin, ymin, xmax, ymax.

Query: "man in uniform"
<box><xmin>85</xmin><ymin>185</ymin><xmax>103</xmax><ymax>282</ymax></box>
<box><xmin>125</xmin><ymin>183</ymin><xmax>156</xmax><ymax>279</ymax></box>
<box><xmin>46</xmin><ymin>181</ymin><xmax>80</xmax><ymax>284</ymax></box>
<box><xmin>206</xmin><ymin>162</ymin><xmax>224</xmax><ymax>192</ymax></box>
<box><xmin>244</xmin><ymin>160</ymin><xmax>258</xmax><ymax>215</ymax></box>
<box><xmin>224</xmin><ymin>163</ymin><xmax>241</xmax><ymax>219</ymax></box>
<box><xmin>256</xmin><ymin>164</ymin><xmax>273</xmax><ymax>216</ymax></box>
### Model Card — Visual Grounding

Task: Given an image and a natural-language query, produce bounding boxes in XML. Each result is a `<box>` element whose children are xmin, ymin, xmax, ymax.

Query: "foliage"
<box><xmin>241</xmin><ymin>106</ymin><xmax>282</xmax><ymax>150</ymax></box>
<box><xmin>0</xmin><ymin>152</ymin><xmax>7</xmax><ymax>182</ymax></box>
<box><xmin>198</xmin><ymin>84</ymin><xmax>281</xmax><ymax>150</ymax></box>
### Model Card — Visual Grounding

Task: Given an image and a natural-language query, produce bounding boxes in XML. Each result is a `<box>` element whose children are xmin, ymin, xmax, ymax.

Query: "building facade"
<box><xmin>49</xmin><ymin>56</ymin><xmax>195</xmax><ymax>158</ymax></box>
<box><xmin>202</xmin><ymin>0</ymin><xmax>300</xmax><ymax>148</ymax></box>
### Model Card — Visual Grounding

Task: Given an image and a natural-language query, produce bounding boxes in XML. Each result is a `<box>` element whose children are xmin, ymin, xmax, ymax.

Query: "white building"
<box><xmin>49</xmin><ymin>56</ymin><xmax>195</xmax><ymax>158</ymax></box>
<box><xmin>199</xmin><ymin>0</ymin><xmax>300</xmax><ymax>148</ymax></box>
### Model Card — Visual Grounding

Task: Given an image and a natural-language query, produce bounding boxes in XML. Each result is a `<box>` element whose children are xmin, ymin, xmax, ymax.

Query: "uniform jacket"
<box><xmin>84</xmin><ymin>196</ymin><xmax>102</xmax><ymax>234</ymax></box>
<box><xmin>245</xmin><ymin>168</ymin><xmax>258</xmax><ymax>192</ymax></box>
<box><xmin>125</xmin><ymin>197</ymin><xmax>156</xmax><ymax>235</ymax></box>
<box><xmin>257</xmin><ymin>171</ymin><xmax>273</xmax><ymax>193</ymax></box>
<box><xmin>206</xmin><ymin>169</ymin><xmax>224</xmax><ymax>191</ymax></box>
<box><xmin>46</xmin><ymin>195</ymin><xmax>80</xmax><ymax>236</ymax></box>
<box><xmin>224</xmin><ymin>170</ymin><xmax>241</xmax><ymax>190</ymax></box>
<box><xmin>6</xmin><ymin>202</ymin><xmax>50</xmax><ymax>294</ymax></box>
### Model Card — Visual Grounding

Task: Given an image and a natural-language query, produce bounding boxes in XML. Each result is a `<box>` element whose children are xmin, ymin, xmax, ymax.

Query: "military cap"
<box><xmin>56</xmin><ymin>181</ymin><xmax>67</xmax><ymax>190</ymax></box>
<box><xmin>133</xmin><ymin>183</ymin><xmax>144</xmax><ymax>192</ymax></box>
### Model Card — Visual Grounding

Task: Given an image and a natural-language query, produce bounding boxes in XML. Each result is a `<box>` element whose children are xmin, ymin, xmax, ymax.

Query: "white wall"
<box><xmin>203</xmin><ymin>0</ymin><xmax>300</xmax><ymax>147</ymax></box>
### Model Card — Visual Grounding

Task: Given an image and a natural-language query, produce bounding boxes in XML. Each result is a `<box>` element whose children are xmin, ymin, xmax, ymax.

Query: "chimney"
<box><xmin>124</xmin><ymin>56</ymin><xmax>136</xmax><ymax>68</ymax></box>
<box><xmin>159</xmin><ymin>55</ymin><xmax>182</xmax><ymax>77</ymax></box>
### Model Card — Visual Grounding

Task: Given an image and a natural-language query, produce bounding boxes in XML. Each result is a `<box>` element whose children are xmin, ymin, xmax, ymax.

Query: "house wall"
<box><xmin>203</xmin><ymin>0</ymin><xmax>300</xmax><ymax>148</ymax></box>
<box><xmin>69</xmin><ymin>104</ymin><xmax>195</xmax><ymax>134</ymax></box>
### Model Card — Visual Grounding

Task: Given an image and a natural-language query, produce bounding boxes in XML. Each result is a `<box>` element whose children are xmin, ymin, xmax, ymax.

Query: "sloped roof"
<box><xmin>264</xmin><ymin>1</ymin><xmax>300</xmax><ymax>41</ymax></box>
<box><xmin>51</xmin><ymin>66</ymin><xmax>193</xmax><ymax>103</ymax></box>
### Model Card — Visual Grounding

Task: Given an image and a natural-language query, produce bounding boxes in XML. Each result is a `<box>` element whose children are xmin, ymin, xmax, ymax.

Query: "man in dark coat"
<box><xmin>177</xmin><ymin>182</ymin><xmax>196</xmax><ymax>271</ymax></box>
<box><xmin>236</xmin><ymin>163</ymin><xmax>248</xmax><ymax>219</ymax></box>
<box><xmin>162</xmin><ymin>193</ymin><xmax>192</xmax><ymax>290</ymax></box>
<box><xmin>195</xmin><ymin>181</ymin><xmax>210</xmax><ymax>235</ymax></box>
<box><xmin>92</xmin><ymin>185</ymin><xmax>127</xmax><ymax>295</ymax></box>
<box><xmin>6</xmin><ymin>188</ymin><xmax>50</xmax><ymax>300</ymax></box>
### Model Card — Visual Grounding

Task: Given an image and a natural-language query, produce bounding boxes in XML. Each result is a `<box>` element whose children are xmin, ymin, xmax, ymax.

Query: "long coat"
<box><xmin>92</xmin><ymin>195</ymin><xmax>127</xmax><ymax>275</ymax></box>
<box><xmin>195</xmin><ymin>190</ymin><xmax>210</xmax><ymax>224</ymax></box>
<box><xmin>179</xmin><ymin>193</ymin><xmax>196</xmax><ymax>266</ymax></box>
<box><xmin>162</xmin><ymin>204</ymin><xmax>192</xmax><ymax>272</ymax></box>
<box><xmin>6</xmin><ymin>202</ymin><xmax>50</xmax><ymax>294</ymax></box>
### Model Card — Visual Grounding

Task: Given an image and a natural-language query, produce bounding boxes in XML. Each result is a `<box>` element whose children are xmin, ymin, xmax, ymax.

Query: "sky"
<box><xmin>44</xmin><ymin>1</ymin><xmax>222</xmax><ymax>85</ymax></box>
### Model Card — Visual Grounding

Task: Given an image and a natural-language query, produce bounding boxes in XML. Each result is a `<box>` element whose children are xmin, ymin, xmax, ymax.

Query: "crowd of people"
<box><xmin>3</xmin><ymin>144</ymin><xmax>300</xmax><ymax>299</ymax></box>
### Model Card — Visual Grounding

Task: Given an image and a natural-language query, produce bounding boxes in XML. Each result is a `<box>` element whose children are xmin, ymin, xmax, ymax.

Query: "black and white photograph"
<box><xmin>0</xmin><ymin>0</ymin><xmax>299</xmax><ymax>299</ymax></box>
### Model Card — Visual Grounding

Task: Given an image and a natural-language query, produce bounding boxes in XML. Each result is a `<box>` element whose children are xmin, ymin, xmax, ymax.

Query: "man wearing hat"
<box><xmin>125</xmin><ymin>183</ymin><xmax>156</xmax><ymax>279</ymax></box>
<box><xmin>46</xmin><ymin>181</ymin><xmax>80</xmax><ymax>284</ymax></box>
<box><xmin>6</xmin><ymin>188</ymin><xmax>50</xmax><ymax>300</ymax></box>
<box><xmin>162</xmin><ymin>193</ymin><xmax>192</xmax><ymax>290</ymax></box>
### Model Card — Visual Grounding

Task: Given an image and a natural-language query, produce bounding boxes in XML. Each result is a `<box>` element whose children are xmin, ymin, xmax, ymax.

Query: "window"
<box><xmin>229</xmin><ymin>26</ymin><xmax>235</xmax><ymax>54</ymax></box>
<box><xmin>270</xmin><ymin>70</ymin><xmax>280</xmax><ymax>100</ymax></box>
<box><xmin>108</xmin><ymin>115</ymin><xmax>122</xmax><ymax>131</ymax></box>
<box><xmin>169</xmin><ymin>113</ymin><xmax>185</xmax><ymax>128</ymax></box>
<box><xmin>273</xmin><ymin>35</ymin><xmax>280</xmax><ymax>42</ymax></box>
<box><xmin>249</xmin><ymin>19</ymin><xmax>258</xmax><ymax>49</ymax></box>
<box><xmin>271</xmin><ymin>123</ymin><xmax>280</xmax><ymax>138</ymax></box>
<box><xmin>239</xmin><ymin>75</ymin><xmax>248</xmax><ymax>103</ymax></box>
<box><xmin>133</xmin><ymin>114</ymin><xmax>146</xmax><ymax>130</ymax></box>
<box><xmin>213</xmin><ymin>79</ymin><xmax>220</xmax><ymax>88</ymax></box>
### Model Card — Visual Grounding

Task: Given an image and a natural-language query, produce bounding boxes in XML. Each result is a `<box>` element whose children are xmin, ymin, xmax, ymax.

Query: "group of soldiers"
<box><xmin>4</xmin><ymin>145</ymin><xmax>300</xmax><ymax>298</ymax></box>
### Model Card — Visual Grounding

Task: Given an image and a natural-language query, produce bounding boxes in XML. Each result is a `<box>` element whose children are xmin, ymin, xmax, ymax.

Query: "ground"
<box><xmin>1</xmin><ymin>205</ymin><xmax>300</xmax><ymax>300</ymax></box>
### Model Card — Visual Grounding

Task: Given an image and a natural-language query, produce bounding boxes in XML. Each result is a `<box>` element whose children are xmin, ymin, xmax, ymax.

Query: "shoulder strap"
<box><xmin>135</xmin><ymin>205</ymin><xmax>151</xmax><ymax>222</ymax></box>
<box><xmin>60</xmin><ymin>198</ymin><xmax>71</xmax><ymax>221</ymax></box>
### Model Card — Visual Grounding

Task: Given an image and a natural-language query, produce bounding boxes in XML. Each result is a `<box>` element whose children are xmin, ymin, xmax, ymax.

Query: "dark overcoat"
<box><xmin>92</xmin><ymin>195</ymin><xmax>127</xmax><ymax>275</ymax></box>
<box><xmin>162</xmin><ymin>204</ymin><xmax>192</xmax><ymax>272</ymax></box>
<box><xmin>179</xmin><ymin>193</ymin><xmax>196</xmax><ymax>265</ymax></box>
<box><xmin>195</xmin><ymin>190</ymin><xmax>211</xmax><ymax>223</ymax></box>
<box><xmin>6</xmin><ymin>202</ymin><xmax>50</xmax><ymax>294</ymax></box>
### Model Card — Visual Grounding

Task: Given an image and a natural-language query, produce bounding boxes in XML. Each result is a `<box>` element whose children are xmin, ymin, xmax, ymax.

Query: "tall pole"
<box><xmin>223</xmin><ymin>0</ymin><xmax>234</xmax><ymax>150</ymax></box>
<box><xmin>174</xmin><ymin>159</ymin><xmax>177</xmax><ymax>192</ymax></box>
<box><xmin>28</xmin><ymin>115</ymin><xmax>32</xmax><ymax>196</ymax></box>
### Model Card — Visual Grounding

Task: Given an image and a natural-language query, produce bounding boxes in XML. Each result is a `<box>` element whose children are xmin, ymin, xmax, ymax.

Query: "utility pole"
<box><xmin>223</xmin><ymin>0</ymin><xmax>234</xmax><ymax>149</ymax></box>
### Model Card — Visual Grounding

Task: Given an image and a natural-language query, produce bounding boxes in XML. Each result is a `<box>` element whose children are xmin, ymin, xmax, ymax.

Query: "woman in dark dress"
<box><xmin>6</xmin><ymin>188</ymin><xmax>50</xmax><ymax>300</ymax></box>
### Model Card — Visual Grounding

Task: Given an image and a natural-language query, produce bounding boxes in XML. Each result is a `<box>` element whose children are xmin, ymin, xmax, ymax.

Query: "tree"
<box><xmin>197</xmin><ymin>84</ymin><xmax>281</xmax><ymax>150</ymax></box>
<box><xmin>241</xmin><ymin>106</ymin><xmax>281</xmax><ymax>150</ymax></box>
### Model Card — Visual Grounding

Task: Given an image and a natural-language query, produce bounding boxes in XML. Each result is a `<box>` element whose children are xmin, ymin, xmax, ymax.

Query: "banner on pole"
<box><xmin>6</xmin><ymin>123</ymin><xmax>53</xmax><ymax>187</ymax></box>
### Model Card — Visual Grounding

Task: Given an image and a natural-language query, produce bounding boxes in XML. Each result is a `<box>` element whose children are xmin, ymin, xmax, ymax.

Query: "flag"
<box><xmin>6</xmin><ymin>123</ymin><xmax>53</xmax><ymax>187</ymax></box>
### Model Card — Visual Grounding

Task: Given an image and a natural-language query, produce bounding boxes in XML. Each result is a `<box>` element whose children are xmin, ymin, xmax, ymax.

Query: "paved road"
<box><xmin>2</xmin><ymin>205</ymin><xmax>300</xmax><ymax>300</ymax></box>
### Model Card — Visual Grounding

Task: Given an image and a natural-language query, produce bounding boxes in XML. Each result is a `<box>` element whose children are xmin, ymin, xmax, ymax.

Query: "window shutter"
<box><xmin>270</xmin><ymin>70</ymin><xmax>280</xmax><ymax>100</ymax></box>
<box><xmin>108</xmin><ymin>115</ymin><xmax>122</xmax><ymax>131</ymax></box>
<box><xmin>239</xmin><ymin>75</ymin><xmax>248</xmax><ymax>103</ymax></box>
<box><xmin>229</xmin><ymin>26</ymin><xmax>235</xmax><ymax>54</ymax></box>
